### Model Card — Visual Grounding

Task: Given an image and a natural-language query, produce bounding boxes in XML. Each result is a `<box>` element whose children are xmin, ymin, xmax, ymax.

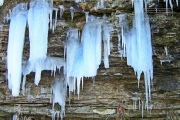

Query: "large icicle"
<box><xmin>65</xmin><ymin>28</ymin><xmax>83</xmax><ymax>99</ymax></box>
<box><xmin>51</xmin><ymin>74</ymin><xmax>67</xmax><ymax>120</ymax></box>
<box><xmin>81</xmin><ymin>18</ymin><xmax>104</xmax><ymax>77</ymax></box>
<box><xmin>7</xmin><ymin>3</ymin><xmax>28</xmax><ymax>96</ymax></box>
<box><xmin>25</xmin><ymin>0</ymin><xmax>51</xmax><ymax>85</ymax></box>
<box><xmin>126</xmin><ymin>0</ymin><xmax>153</xmax><ymax>106</ymax></box>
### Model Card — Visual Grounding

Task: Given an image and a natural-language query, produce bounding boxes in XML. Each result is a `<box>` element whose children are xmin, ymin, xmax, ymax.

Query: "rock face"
<box><xmin>0</xmin><ymin>0</ymin><xmax>180</xmax><ymax>120</ymax></box>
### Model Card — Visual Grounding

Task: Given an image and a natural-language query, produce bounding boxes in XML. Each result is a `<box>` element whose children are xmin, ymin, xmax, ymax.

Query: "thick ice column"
<box><xmin>27</xmin><ymin>0</ymin><xmax>51</xmax><ymax>85</ymax></box>
<box><xmin>134</xmin><ymin>0</ymin><xmax>153</xmax><ymax>104</ymax></box>
<box><xmin>28</xmin><ymin>1</ymin><xmax>50</xmax><ymax>61</ymax></box>
<box><xmin>7</xmin><ymin>3</ymin><xmax>28</xmax><ymax>96</ymax></box>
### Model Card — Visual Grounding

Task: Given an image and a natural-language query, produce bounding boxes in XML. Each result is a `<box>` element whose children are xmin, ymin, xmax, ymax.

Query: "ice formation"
<box><xmin>28</xmin><ymin>0</ymin><xmax>50</xmax><ymax>61</ymax></box>
<box><xmin>164</xmin><ymin>0</ymin><xmax>174</xmax><ymax>15</ymax></box>
<box><xmin>85</xmin><ymin>12</ymin><xmax>89</xmax><ymax>23</ymax></box>
<box><xmin>102</xmin><ymin>22</ymin><xmax>113</xmax><ymax>68</ymax></box>
<box><xmin>116</xmin><ymin>14</ymin><xmax>128</xmax><ymax>58</ymax></box>
<box><xmin>70</xmin><ymin>7</ymin><xmax>75</xmax><ymax>20</ymax></box>
<box><xmin>65</xmin><ymin>16</ymin><xmax>112</xmax><ymax>99</ymax></box>
<box><xmin>0</xmin><ymin>0</ymin><xmax>4</xmax><ymax>6</ymax></box>
<box><xmin>75</xmin><ymin>0</ymin><xmax>86</xmax><ymax>3</ymax></box>
<box><xmin>13</xmin><ymin>114</ymin><xmax>17</xmax><ymax>120</ymax></box>
<box><xmin>22</xmin><ymin>0</ymin><xmax>62</xmax><ymax>85</ymax></box>
<box><xmin>22</xmin><ymin>57</ymin><xmax>65</xmax><ymax>85</ymax></box>
<box><xmin>97</xmin><ymin>0</ymin><xmax>105</xmax><ymax>8</ymax></box>
<box><xmin>7</xmin><ymin>3</ymin><xmax>28</xmax><ymax>96</ymax></box>
<box><xmin>158</xmin><ymin>46</ymin><xmax>173</xmax><ymax>65</ymax></box>
<box><xmin>65</xmin><ymin>28</ymin><xmax>83</xmax><ymax>99</ymax></box>
<box><xmin>51</xmin><ymin>74</ymin><xmax>67</xmax><ymax>120</ymax></box>
<box><xmin>59</xmin><ymin>5</ymin><xmax>64</xmax><ymax>19</ymax></box>
<box><xmin>144</xmin><ymin>0</ymin><xmax>149</xmax><ymax>12</ymax></box>
<box><xmin>125</xmin><ymin>0</ymin><xmax>153</xmax><ymax>107</ymax></box>
<box><xmin>131</xmin><ymin>97</ymin><xmax>140</xmax><ymax>110</ymax></box>
<box><xmin>52</xmin><ymin>8</ymin><xmax>58</xmax><ymax>31</ymax></box>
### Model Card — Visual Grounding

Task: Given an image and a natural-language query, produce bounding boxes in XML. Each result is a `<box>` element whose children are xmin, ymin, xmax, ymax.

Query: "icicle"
<box><xmin>59</xmin><ymin>5</ymin><xmax>64</xmax><ymax>19</ymax></box>
<box><xmin>52</xmin><ymin>74</ymin><xmax>66</xmax><ymax>120</ymax></box>
<box><xmin>25</xmin><ymin>0</ymin><xmax>52</xmax><ymax>84</ymax></box>
<box><xmin>176</xmin><ymin>0</ymin><xmax>179</xmax><ymax>6</ymax></box>
<box><xmin>81</xmin><ymin>19</ymin><xmax>103</xmax><ymax>77</ymax></box>
<box><xmin>169</xmin><ymin>0</ymin><xmax>173</xmax><ymax>10</ymax></box>
<box><xmin>126</xmin><ymin>0</ymin><xmax>153</xmax><ymax>107</ymax></box>
<box><xmin>102</xmin><ymin>22</ymin><xmax>113</xmax><ymax>68</ymax></box>
<box><xmin>164</xmin><ymin>0</ymin><xmax>169</xmax><ymax>16</ymax></box>
<box><xmin>142</xmin><ymin>101</ymin><xmax>144</xmax><ymax>118</ymax></box>
<box><xmin>77</xmin><ymin>77</ymin><xmax>81</xmax><ymax>99</ymax></box>
<box><xmin>0</xmin><ymin>0</ymin><xmax>4</xmax><ymax>6</ymax></box>
<box><xmin>22</xmin><ymin>75</ymin><xmax>26</xmax><ymax>95</ymax></box>
<box><xmin>164</xmin><ymin>46</ymin><xmax>168</xmax><ymax>56</ymax></box>
<box><xmin>144</xmin><ymin>0</ymin><xmax>149</xmax><ymax>13</ymax></box>
<box><xmin>28</xmin><ymin>0</ymin><xmax>50</xmax><ymax>61</ymax></box>
<box><xmin>85</xmin><ymin>12</ymin><xmax>89</xmax><ymax>23</ymax></box>
<box><xmin>116</xmin><ymin>14</ymin><xmax>128</xmax><ymax>58</ymax></box>
<box><xmin>100</xmin><ymin>0</ymin><xmax>105</xmax><ymax>8</ymax></box>
<box><xmin>70</xmin><ymin>7</ymin><xmax>75</xmax><ymax>20</ymax></box>
<box><xmin>7</xmin><ymin>3</ymin><xmax>28</xmax><ymax>96</ymax></box>
<box><xmin>131</xmin><ymin>97</ymin><xmax>140</xmax><ymax>110</ymax></box>
<box><xmin>52</xmin><ymin>19</ymin><xmax>55</xmax><ymax>33</ymax></box>
<box><xmin>13</xmin><ymin>114</ymin><xmax>17</xmax><ymax>120</ymax></box>
<box><xmin>53</xmin><ymin>8</ymin><xmax>58</xmax><ymax>29</ymax></box>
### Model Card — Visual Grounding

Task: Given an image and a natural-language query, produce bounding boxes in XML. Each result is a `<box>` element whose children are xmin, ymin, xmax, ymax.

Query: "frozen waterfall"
<box><xmin>7</xmin><ymin>3</ymin><xmax>28</xmax><ymax>96</ymax></box>
<box><xmin>126</xmin><ymin>0</ymin><xmax>153</xmax><ymax>107</ymax></box>
<box><xmin>65</xmin><ymin>16</ymin><xmax>112</xmax><ymax>99</ymax></box>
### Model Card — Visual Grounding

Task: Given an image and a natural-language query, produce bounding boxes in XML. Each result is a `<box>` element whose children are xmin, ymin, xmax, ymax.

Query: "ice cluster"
<box><xmin>65</xmin><ymin>15</ymin><xmax>113</xmax><ymax>99</ymax></box>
